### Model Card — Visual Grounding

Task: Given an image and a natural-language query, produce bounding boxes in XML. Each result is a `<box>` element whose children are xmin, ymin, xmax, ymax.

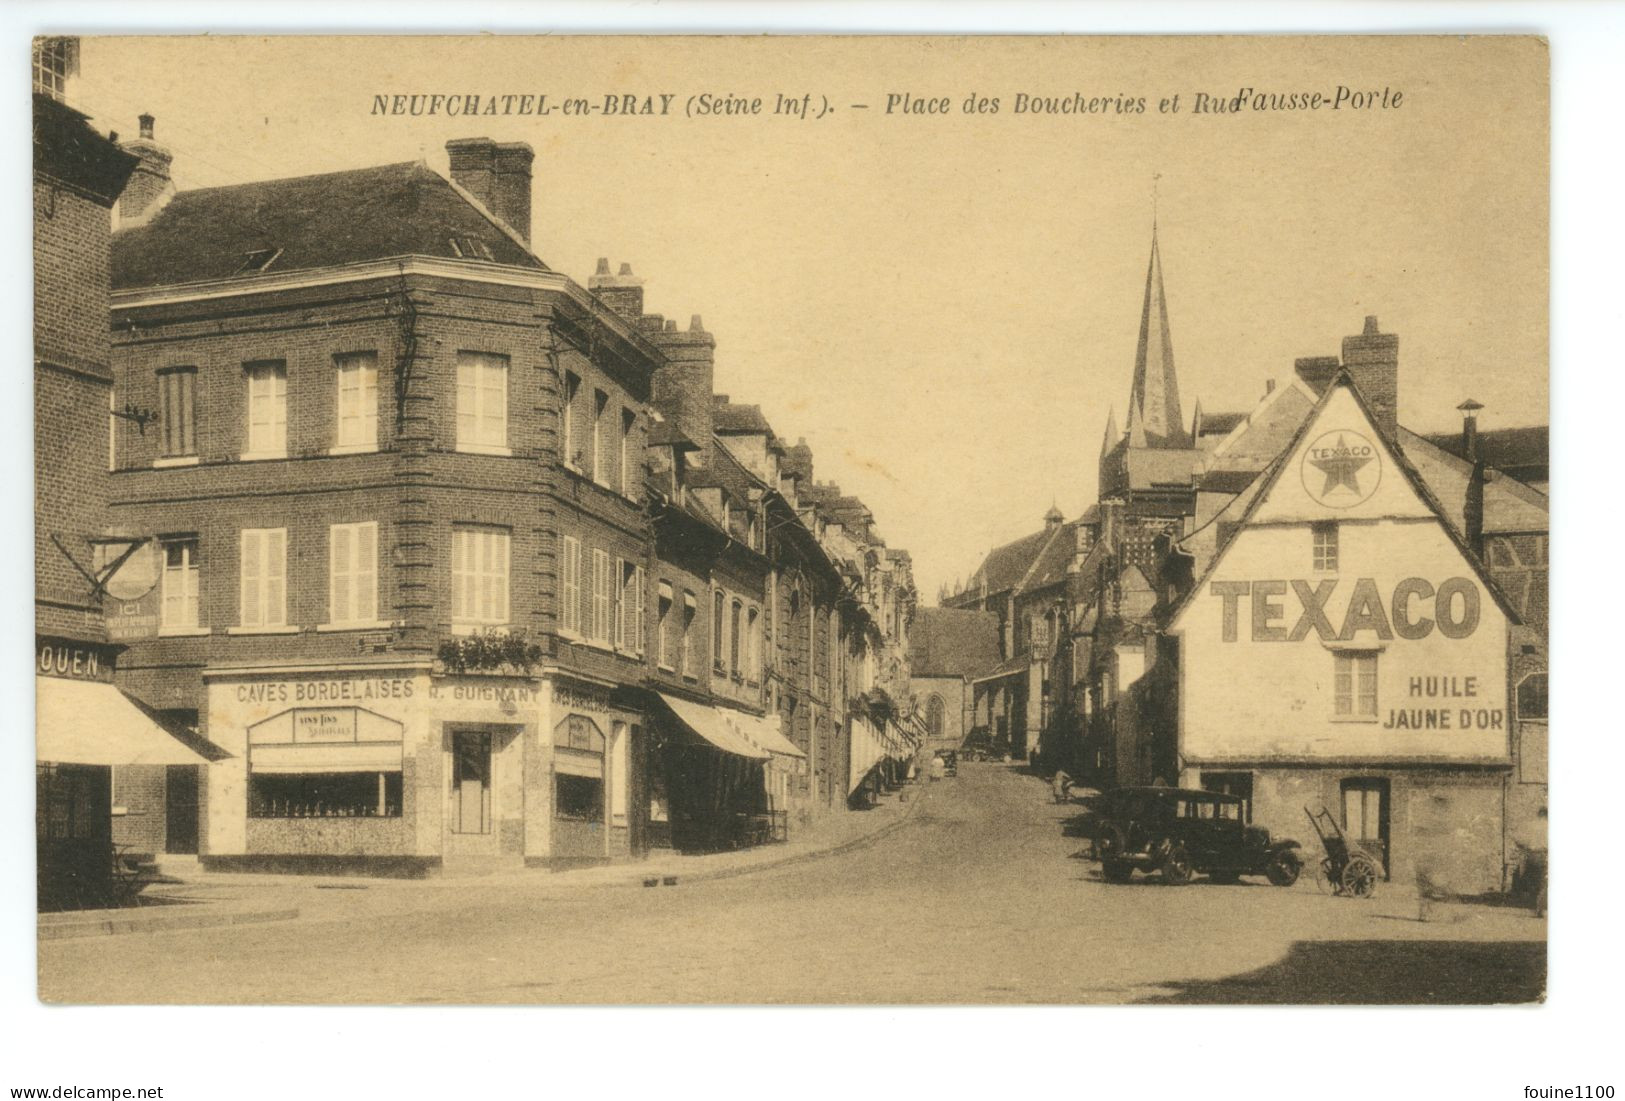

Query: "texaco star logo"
<box><xmin>1301</xmin><ymin>430</ymin><xmax>1381</xmax><ymax>509</ymax></box>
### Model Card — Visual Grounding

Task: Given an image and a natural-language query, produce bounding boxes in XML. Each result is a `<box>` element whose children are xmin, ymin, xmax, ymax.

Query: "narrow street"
<box><xmin>39</xmin><ymin>764</ymin><xmax>1546</xmax><ymax>1005</ymax></box>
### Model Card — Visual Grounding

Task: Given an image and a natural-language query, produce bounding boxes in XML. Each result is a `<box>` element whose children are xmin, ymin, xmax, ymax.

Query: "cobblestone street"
<box><xmin>38</xmin><ymin>763</ymin><xmax>1546</xmax><ymax>1004</ymax></box>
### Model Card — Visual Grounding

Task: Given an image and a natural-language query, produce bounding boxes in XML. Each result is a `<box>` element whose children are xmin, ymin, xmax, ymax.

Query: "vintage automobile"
<box><xmin>1092</xmin><ymin>787</ymin><xmax>1303</xmax><ymax>887</ymax></box>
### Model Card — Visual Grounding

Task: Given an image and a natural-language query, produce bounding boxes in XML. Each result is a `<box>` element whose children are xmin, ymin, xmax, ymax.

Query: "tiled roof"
<box><xmin>713</xmin><ymin>402</ymin><xmax>775</xmax><ymax>435</ymax></box>
<box><xmin>968</xmin><ymin>527</ymin><xmax>1054</xmax><ymax>597</ymax></box>
<box><xmin>112</xmin><ymin>161</ymin><xmax>545</xmax><ymax>289</ymax></box>
<box><xmin>909</xmin><ymin>608</ymin><xmax>1001</xmax><ymax>678</ymax></box>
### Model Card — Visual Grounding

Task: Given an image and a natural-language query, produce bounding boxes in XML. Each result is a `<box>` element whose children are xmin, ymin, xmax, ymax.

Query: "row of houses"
<box><xmin>929</xmin><ymin>228</ymin><xmax>1548</xmax><ymax>894</ymax></box>
<box><xmin>34</xmin><ymin>41</ymin><xmax>917</xmax><ymax>897</ymax></box>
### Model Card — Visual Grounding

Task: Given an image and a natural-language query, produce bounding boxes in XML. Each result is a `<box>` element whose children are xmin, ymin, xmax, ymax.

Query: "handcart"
<box><xmin>1304</xmin><ymin>805</ymin><xmax>1381</xmax><ymax>898</ymax></box>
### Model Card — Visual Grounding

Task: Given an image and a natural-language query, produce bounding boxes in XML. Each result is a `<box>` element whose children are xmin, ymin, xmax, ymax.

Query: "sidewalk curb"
<box><xmin>662</xmin><ymin>784</ymin><xmax>929</xmax><ymax>886</ymax></box>
<box><xmin>39</xmin><ymin>907</ymin><xmax>300</xmax><ymax>941</ymax></box>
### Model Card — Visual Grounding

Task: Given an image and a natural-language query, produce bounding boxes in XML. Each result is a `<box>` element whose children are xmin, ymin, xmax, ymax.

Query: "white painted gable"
<box><xmin>1250</xmin><ymin>384</ymin><xmax>1431</xmax><ymax>525</ymax></box>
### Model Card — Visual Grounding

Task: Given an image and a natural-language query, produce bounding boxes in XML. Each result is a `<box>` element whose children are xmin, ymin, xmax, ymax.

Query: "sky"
<box><xmin>70</xmin><ymin>35</ymin><xmax>1548</xmax><ymax>603</ymax></box>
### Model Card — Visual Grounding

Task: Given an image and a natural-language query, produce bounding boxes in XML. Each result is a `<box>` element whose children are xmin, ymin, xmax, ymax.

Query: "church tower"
<box><xmin>1098</xmin><ymin>226</ymin><xmax>1204</xmax><ymax>519</ymax></box>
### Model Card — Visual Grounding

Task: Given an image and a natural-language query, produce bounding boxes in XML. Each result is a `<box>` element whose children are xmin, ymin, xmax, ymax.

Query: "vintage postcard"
<box><xmin>32</xmin><ymin>34</ymin><xmax>1547</xmax><ymax>1007</ymax></box>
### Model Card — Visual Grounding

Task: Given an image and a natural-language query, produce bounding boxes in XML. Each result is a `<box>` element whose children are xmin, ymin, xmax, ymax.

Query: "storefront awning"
<box><xmin>659</xmin><ymin>693</ymin><xmax>769</xmax><ymax>760</ymax></box>
<box><xmin>724</xmin><ymin>710</ymin><xmax>806</xmax><ymax>759</ymax></box>
<box><xmin>36</xmin><ymin>677</ymin><xmax>218</xmax><ymax>766</ymax></box>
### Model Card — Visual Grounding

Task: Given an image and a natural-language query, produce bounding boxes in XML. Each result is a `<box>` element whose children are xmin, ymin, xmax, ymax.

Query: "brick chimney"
<box><xmin>589</xmin><ymin>259</ymin><xmax>644</xmax><ymax>319</ymax></box>
<box><xmin>445</xmin><ymin>137</ymin><xmax>534</xmax><ymax>243</ymax></box>
<box><xmin>1341</xmin><ymin>315</ymin><xmax>1399</xmax><ymax>437</ymax></box>
<box><xmin>119</xmin><ymin>113</ymin><xmax>173</xmax><ymax>224</ymax></box>
<box><xmin>650</xmin><ymin>314</ymin><xmax>715</xmax><ymax>464</ymax></box>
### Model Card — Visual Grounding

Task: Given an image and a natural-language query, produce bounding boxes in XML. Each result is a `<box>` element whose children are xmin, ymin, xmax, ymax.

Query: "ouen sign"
<box><xmin>1210</xmin><ymin>576</ymin><xmax>1481</xmax><ymax>642</ymax></box>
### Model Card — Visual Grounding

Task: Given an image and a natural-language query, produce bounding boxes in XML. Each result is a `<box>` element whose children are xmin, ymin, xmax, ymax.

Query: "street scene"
<box><xmin>31</xmin><ymin>33</ymin><xmax>1549</xmax><ymax>1015</ymax></box>
<box><xmin>38</xmin><ymin>763</ymin><xmax>1545</xmax><ymax>1005</ymax></box>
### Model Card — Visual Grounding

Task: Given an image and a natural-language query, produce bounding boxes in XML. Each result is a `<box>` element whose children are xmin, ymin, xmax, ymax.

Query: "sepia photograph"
<box><xmin>26</xmin><ymin>30</ymin><xmax>1556</xmax><ymax>1012</ymax></box>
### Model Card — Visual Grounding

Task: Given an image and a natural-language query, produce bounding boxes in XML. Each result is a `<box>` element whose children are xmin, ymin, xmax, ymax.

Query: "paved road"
<box><xmin>38</xmin><ymin>764</ymin><xmax>1546</xmax><ymax>1004</ymax></box>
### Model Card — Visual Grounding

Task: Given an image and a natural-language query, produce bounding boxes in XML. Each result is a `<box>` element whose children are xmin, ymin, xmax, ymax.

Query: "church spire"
<box><xmin>1100</xmin><ymin>406</ymin><xmax>1120</xmax><ymax>457</ymax></box>
<box><xmin>1127</xmin><ymin>224</ymin><xmax>1186</xmax><ymax>447</ymax></box>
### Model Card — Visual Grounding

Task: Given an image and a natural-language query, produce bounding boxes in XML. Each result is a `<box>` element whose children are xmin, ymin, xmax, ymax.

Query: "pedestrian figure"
<box><xmin>929</xmin><ymin>754</ymin><xmax>945</xmax><ymax>782</ymax></box>
<box><xmin>1052</xmin><ymin>769</ymin><xmax>1072</xmax><ymax>804</ymax></box>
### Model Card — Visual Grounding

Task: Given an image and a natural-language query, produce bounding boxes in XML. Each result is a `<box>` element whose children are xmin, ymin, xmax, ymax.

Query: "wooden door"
<box><xmin>1341</xmin><ymin>778</ymin><xmax>1390</xmax><ymax>878</ymax></box>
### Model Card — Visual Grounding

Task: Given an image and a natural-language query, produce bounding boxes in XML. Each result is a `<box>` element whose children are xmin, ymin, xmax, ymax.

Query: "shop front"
<box><xmin>652</xmin><ymin>692</ymin><xmax>798</xmax><ymax>852</ymax></box>
<box><xmin>199</xmin><ymin>663</ymin><xmax>644</xmax><ymax>875</ymax></box>
<box><xmin>35</xmin><ymin>635</ymin><xmax>217</xmax><ymax>909</ymax></box>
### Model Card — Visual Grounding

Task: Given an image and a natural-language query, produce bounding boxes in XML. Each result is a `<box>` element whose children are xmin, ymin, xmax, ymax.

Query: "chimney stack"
<box><xmin>1459</xmin><ymin>399</ymin><xmax>1487</xmax><ymax>558</ymax></box>
<box><xmin>1341</xmin><ymin>315</ymin><xmax>1400</xmax><ymax>437</ymax></box>
<box><xmin>118</xmin><ymin>113</ymin><xmax>173</xmax><ymax>224</ymax></box>
<box><xmin>445</xmin><ymin>137</ymin><xmax>534</xmax><ymax>243</ymax></box>
<box><xmin>589</xmin><ymin>259</ymin><xmax>645</xmax><ymax>319</ymax></box>
<box><xmin>650</xmin><ymin>314</ymin><xmax>716</xmax><ymax>464</ymax></box>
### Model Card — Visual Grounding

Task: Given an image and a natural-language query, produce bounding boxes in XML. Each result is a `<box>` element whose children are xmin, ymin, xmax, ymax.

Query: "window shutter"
<box><xmin>241</xmin><ymin>530</ymin><xmax>263</xmax><ymax>628</ymax></box>
<box><xmin>561</xmin><ymin>536</ymin><xmax>581</xmax><ymax>634</ymax></box>
<box><xmin>452</xmin><ymin>528</ymin><xmax>471</xmax><ymax>621</ymax></box>
<box><xmin>482</xmin><ymin>358</ymin><xmax>507</xmax><ymax>447</ymax></box>
<box><xmin>358</xmin><ymin>523</ymin><xmax>378</xmax><ymax>623</ymax></box>
<box><xmin>633</xmin><ymin>566</ymin><xmax>646</xmax><ymax>655</ymax></box>
<box><xmin>331</xmin><ymin>525</ymin><xmax>352</xmax><ymax>624</ymax></box>
<box><xmin>266</xmin><ymin>529</ymin><xmax>286</xmax><ymax>627</ymax></box>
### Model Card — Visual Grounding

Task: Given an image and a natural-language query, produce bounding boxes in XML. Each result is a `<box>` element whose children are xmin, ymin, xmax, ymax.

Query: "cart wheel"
<box><xmin>1341</xmin><ymin>855</ymin><xmax>1379</xmax><ymax>898</ymax></box>
<box><xmin>1162</xmin><ymin>843</ymin><xmax>1194</xmax><ymax>886</ymax></box>
<box><xmin>1266</xmin><ymin>851</ymin><xmax>1302</xmax><ymax>887</ymax></box>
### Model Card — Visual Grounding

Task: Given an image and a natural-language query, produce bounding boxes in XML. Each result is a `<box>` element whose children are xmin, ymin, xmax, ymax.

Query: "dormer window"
<box><xmin>448</xmin><ymin>236</ymin><xmax>494</xmax><ymax>261</ymax></box>
<box><xmin>236</xmin><ymin>248</ymin><xmax>282</xmax><ymax>275</ymax></box>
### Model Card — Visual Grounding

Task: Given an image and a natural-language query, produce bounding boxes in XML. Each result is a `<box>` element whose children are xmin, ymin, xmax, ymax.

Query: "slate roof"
<box><xmin>713</xmin><ymin>402</ymin><xmax>775</xmax><ymax>436</ymax></box>
<box><xmin>969</xmin><ymin>527</ymin><xmax>1057</xmax><ymax>597</ymax></box>
<box><xmin>112</xmin><ymin>160</ymin><xmax>545</xmax><ymax>290</ymax></box>
<box><xmin>1196</xmin><ymin>411</ymin><xmax>1248</xmax><ymax>437</ymax></box>
<box><xmin>1421</xmin><ymin>425</ymin><xmax>1548</xmax><ymax>484</ymax></box>
<box><xmin>909</xmin><ymin>608</ymin><xmax>1001</xmax><ymax>679</ymax></box>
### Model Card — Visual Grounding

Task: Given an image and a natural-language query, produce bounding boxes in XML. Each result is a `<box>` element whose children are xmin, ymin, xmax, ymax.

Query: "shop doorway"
<box><xmin>164</xmin><ymin>765</ymin><xmax>199</xmax><ymax>854</ymax></box>
<box><xmin>1341</xmin><ymin>777</ymin><xmax>1391</xmax><ymax>879</ymax></box>
<box><xmin>450</xmin><ymin>730</ymin><xmax>493</xmax><ymax>840</ymax></box>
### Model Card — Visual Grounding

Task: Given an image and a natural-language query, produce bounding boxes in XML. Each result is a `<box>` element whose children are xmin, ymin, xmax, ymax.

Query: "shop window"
<box><xmin>244</xmin><ymin>361</ymin><xmax>288</xmax><ymax>459</ymax></box>
<box><xmin>1517</xmin><ymin>673</ymin><xmax>1548</xmax><ymax>720</ymax></box>
<box><xmin>160</xmin><ymin>538</ymin><xmax>200</xmax><ymax>631</ymax></box>
<box><xmin>455</xmin><ymin>351</ymin><xmax>509</xmax><ymax>451</ymax></box>
<box><xmin>239</xmin><ymin>528</ymin><xmax>287</xmax><ymax>629</ymax></box>
<box><xmin>156</xmin><ymin>366</ymin><xmax>197</xmax><ymax>459</ymax></box>
<box><xmin>36</xmin><ymin>764</ymin><xmax>104</xmax><ymax>840</ymax></box>
<box><xmin>334</xmin><ymin>352</ymin><xmax>378</xmax><ymax>451</ymax></box>
<box><xmin>249</xmin><ymin>771</ymin><xmax>402</xmax><ymax>818</ymax></box>
<box><xmin>1313</xmin><ymin>522</ymin><xmax>1339</xmax><ymax>572</ymax></box>
<box><xmin>452</xmin><ymin>525</ymin><xmax>510</xmax><ymax>627</ymax></box>
<box><xmin>556</xmin><ymin>773</ymin><xmax>604</xmax><ymax>821</ymax></box>
<box><xmin>1333</xmin><ymin>650</ymin><xmax>1378</xmax><ymax>718</ymax></box>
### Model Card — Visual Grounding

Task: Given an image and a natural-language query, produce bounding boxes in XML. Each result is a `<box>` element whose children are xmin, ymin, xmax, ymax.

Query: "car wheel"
<box><xmin>1265</xmin><ymin>851</ymin><xmax>1302</xmax><ymax>887</ymax></box>
<box><xmin>1095</xmin><ymin>822</ymin><xmax>1128</xmax><ymax>861</ymax></box>
<box><xmin>1161</xmin><ymin>843</ymin><xmax>1194</xmax><ymax>886</ymax></box>
<box><xmin>1341</xmin><ymin>855</ymin><xmax>1378</xmax><ymax>898</ymax></box>
<box><xmin>1102</xmin><ymin>860</ymin><xmax>1135</xmax><ymax>884</ymax></box>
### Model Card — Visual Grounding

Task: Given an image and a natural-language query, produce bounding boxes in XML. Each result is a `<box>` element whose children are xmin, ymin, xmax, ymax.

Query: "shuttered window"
<box><xmin>245</xmin><ymin>361</ymin><xmax>287</xmax><ymax>457</ymax></box>
<box><xmin>329</xmin><ymin>522</ymin><xmax>379</xmax><ymax>626</ymax></box>
<box><xmin>239</xmin><ymin>528</ymin><xmax>287</xmax><ymax>629</ymax></box>
<box><xmin>1333</xmin><ymin>650</ymin><xmax>1378</xmax><ymax>717</ymax></box>
<box><xmin>452</xmin><ymin>525</ymin><xmax>509</xmax><ymax>626</ymax></box>
<box><xmin>335</xmin><ymin>352</ymin><xmax>378</xmax><ymax>450</ymax></box>
<box><xmin>156</xmin><ymin>367</ymin><xmax>197</xmax><ymax>457</ymax></box>
<box><xmin>455</xmin><ymin>351</ymin><xmax>509</xmax><ymax>450</ymax></box>
<box><xmin>560</xmin><ymin>536</ymin><xmax>582</xmax><ymax>636</ymax></box>
<box><xmin>590</xmin><ymin>549</ymin><xmax>612</xmax><ymax>644</ymax></box>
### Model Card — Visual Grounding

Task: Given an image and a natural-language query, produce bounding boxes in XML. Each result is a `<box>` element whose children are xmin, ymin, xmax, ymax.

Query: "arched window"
<box><xmin>926</xmin><ymin>694</ymin><xmax>946</xmax><ymax>738</ymax></box>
